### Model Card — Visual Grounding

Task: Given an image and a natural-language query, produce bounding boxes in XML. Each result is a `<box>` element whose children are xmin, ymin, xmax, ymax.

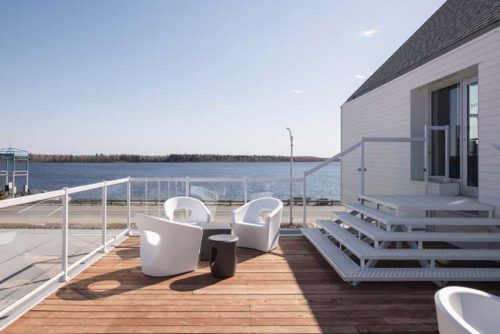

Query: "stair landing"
<box><xmin>360</xmin><ymin>194</ymin><xmax>494</xmax><ymax>214</ymax></box>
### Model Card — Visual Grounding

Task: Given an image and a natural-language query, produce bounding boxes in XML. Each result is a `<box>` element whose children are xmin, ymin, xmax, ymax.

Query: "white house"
<box><xmin>304</xmin><ymin>0</ymin><xmax>500</xmax><ymax>284</ymax></box>
<box><xmin>341</xmin><ymin>0</ymin><xmax>500</xmax><ymax>216</ymax></box>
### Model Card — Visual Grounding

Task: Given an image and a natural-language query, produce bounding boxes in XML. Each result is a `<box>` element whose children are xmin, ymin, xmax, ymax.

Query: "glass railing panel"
<box><xmin>189</xmin><ymin>181</ymin><xmax>243</xmax><ymax>224</ymax></box>
<box><xmin>0</xmin><ymin>199</ymin><xmax>63</xmax><ymax>313</ymax></box>
<box><xmin>106</xmin><ymin>182</ymin><xmax>128</xmax><ymax>244</ymax></box>
<box><xmin>129</xmin><ymin>180</ymin><xmax>162</xmax><ymax>234</ymax></box>
<box><xmin>302</xmin><ymin>162</ymin><xmax>341</xmax><ymax>227</ymax></box>
<box><xmin>67</xmin><ymin>188</ymin><xmax>102</xmax><ymax>266</ymax></box>
<box><xmin>246</xmin><ymin>180</ymin><xmax>299</xmax><ymax>228</ymax></box>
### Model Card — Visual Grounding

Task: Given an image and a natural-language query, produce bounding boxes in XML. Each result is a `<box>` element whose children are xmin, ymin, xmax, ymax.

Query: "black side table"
<box><xmin>207</xmin><ymin>234</ymin><xmax>238</xmax><ymax>278</ymax></box>
<box><xmin>199</xmin><ymin>223</ymin><xmax>232</xmax><ymax>261</ymax></box>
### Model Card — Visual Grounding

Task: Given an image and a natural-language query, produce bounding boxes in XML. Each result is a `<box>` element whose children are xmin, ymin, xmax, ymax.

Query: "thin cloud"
<box><xmin>291</xmin><ymin>89</ymin><xmax>304</xmax><ymax>94</ymax></box>
<box><xmin>355</xmin><ymin>74</ymin><xmax>368</xmax><ymax>80</ymax></box>
<box><xmin>359</xmin><ymin>28</ymin><xmax>379</xmax><ymax>38</ymax></box>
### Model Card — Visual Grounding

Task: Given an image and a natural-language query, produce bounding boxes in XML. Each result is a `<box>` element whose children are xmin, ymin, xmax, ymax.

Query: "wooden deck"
<box><xmin>3</xmin><ymin>236</ymin><xmax>500</xmax><ymax>334</ymax></box>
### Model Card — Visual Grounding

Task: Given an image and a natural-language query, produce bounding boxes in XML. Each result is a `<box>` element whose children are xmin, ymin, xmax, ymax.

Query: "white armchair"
<box><xmin>135</xmin><ymin>213</ymin><xmax>202</xmax><ymax>277</ymax></box>
<box><xmin>164</xmin><ymin>196</ymin><xmax>212</xmax><ymax>224</ymax></box>
<box><xmin>435</xmin><ymin>286</ymin><xmax>500</xmax><ymax>334</ymax></box>
<box><xmin>232</xmin><ymin>198</ymin><xmax>283</xmax><ymax>252</ymax></box>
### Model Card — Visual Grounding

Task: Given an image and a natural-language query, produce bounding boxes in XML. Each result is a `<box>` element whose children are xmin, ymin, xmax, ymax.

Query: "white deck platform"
<box><xmin>345</xmin><ymin>203</ymin><xmax>500</xmax><ymax>227</ymax></box>
<box><xmin>360</xmin><ymin>194</ymin><xmax>494</xmax><ymax>214</ymax></box>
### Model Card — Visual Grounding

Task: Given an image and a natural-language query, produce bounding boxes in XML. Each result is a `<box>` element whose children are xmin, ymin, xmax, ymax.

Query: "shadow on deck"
<box><xmin>3</xmin><ymin>236</ymin><xmax>500</xmax><ymax>333</ymax></box>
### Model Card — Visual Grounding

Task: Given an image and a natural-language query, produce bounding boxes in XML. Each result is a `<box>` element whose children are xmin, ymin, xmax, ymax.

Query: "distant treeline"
<box><xmin>29</xmin><ymin>154</ymin><xmax>326</xmax><ymax>163</ymax></box>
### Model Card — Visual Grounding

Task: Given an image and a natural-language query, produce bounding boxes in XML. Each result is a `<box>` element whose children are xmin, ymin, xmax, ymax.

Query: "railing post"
<box><xmin>127</xmin><ymin>178</ymin><xmax>132</xmax><ymax>235</ymax></box>
<box><xmin>61</xmin><ymin>187</ymin><xmax>69</xmax><ymax>282</ymax></box>
<box><xmin>12</xmin><ymin>158</ymin><xmax>16</xmax><ymax>197</ymax></box>
<box><xmin>101</xmin><ymin>181</ymin><xmax>107</xmax><ymax>253</ymax></box>
<box><xmin>302</xmin><ymin>171</ymin><xmax>307</xmax><ymax>228</ymax></box>
<box><xmin>444</xmin><ymin>125</ymin><xmax>449</xmax><ymax>181</ymax></box>
<box><xmin>243</xmin><ymin>177</ymin><xmax>248</xmax><ymax>203</ymax></box>
<box><xmin>4</xmin><ymin>159</ymin><xmax>7</xmax><ymax>186</ymax></box>
<box><xmin>185</xmin><ymin>177</ymin><xmax>190</xmax><ymax>196</ymax></box>
<box><xmin>157</xmin><ymin>181</ymin><xmax>161</xmax><ymax>205</ymax></box>
<box><xmin>145</xmin><ymin>181</ymin><xmax>148</xmax><ymax>212</ymax></box>
<box><xmin>424</xmin><ymin>125</ymin><xmax>429</xmax><ymax>195</ymax></box>
<box><xmin>360</xmin><ymin>139</ymin><xmax>365</xmax><ymax>196</ymax></box>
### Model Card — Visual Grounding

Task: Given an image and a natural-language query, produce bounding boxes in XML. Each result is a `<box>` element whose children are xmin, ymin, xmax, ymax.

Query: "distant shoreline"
<box><xmin>29</xmin><ymin>154</ymin><xmax>326</xmax><ymax>163</ymax></box>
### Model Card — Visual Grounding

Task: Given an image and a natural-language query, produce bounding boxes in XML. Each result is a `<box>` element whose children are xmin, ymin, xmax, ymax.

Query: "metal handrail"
<box><xmin>0</xmin><ymin>190</ymin><xmax>66</xmax><ymax>209</ymax></box>
<box><xmin>304</xmin><ymin>141</ymin><xmax>362</xmax><ymax>176</ymax></box>
<box><xmin>0</xmin><ymin>177</ymin><xmax>131</xmax><ymax>208</ymax></box>
<box><xmin>301</xmin><ymin>134</ymin><xmax>430</xmax><ymax>227</ymax></box>
<box><xmin>361</xmin><ymin>137</ymin><xmax>425</xmax><ymax>143</ymax></box>
<box><xmin>301</xmin><ymin>141</ymin><xmax>363</xmax><ymax>226</ymax></box>
<box><xmin>131</xmin><ymin>177</ymin><xmax>303</xmax><ymax>183</ymax></box>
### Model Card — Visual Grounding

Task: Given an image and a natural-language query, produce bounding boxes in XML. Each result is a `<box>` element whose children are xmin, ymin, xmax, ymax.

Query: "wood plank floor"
<box><xmin>4</xmin><ymin>236</ymin><xmax>500</xmax><ymax>334</ymax></box>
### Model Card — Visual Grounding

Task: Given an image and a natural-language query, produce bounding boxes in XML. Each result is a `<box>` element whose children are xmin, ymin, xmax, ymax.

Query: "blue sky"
<box><xmin>0</xmin><ymin>0</ymin><xmax>445</xmax><ymax>156</ymax></box>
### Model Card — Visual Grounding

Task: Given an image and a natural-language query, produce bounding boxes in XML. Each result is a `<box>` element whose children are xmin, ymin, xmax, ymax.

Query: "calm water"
<box><xmin>26</xmin><ymin>162</ymin><xmax>340</xmax><ymax>200</ymax></box>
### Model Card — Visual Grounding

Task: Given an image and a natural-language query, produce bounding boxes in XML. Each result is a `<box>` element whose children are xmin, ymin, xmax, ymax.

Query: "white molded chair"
<box><xmin>135</xmin><ymin>213</ymin><xmax>202</xmax><ymax>277</ymax></box>
<box><xmin>164</xmin><ymin>197</ymin><xmax>212</xmax><ymax>224</ymax></box>
<box><xmin>435</xmin><ymin>286</ymin><xmax>500</xmax><ymax>334</ymax></box>
<box><xmin>232</xmin><ymin>198</ymin><xmax>283</xmax><ymax>252</ymax></box>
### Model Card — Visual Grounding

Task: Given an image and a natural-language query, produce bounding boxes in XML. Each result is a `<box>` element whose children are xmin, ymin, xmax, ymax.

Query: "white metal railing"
<box><xmin>132</xmin><ymin>176</ymin><xmax>303</xmax><ymax>183</ymax></box>
<box><xmin>0</xmin><ymin>173</ymin><xmax>328</xmax><ymax>334</ymax></box>
<box><xmin>0</xmin><ymin>175</ymin><xmax>311</xmax><ymax>317</ymax></box>
<box><xmin>0</xmin><ymin>132</ymin><xmax>448</xmax><ymax>316</ymax></box>
<box><xmin>0</xmin><ymin>177</ymin><xmax>131</xmax><ymax>318</ymax></box>
<box><xmin>301</xmin><ymin>141</ymin><xmax>362</xmax><ymax>226</ymax></box>
<box><xmin>130</xmin><ymin>176</ymin><xmax>318</xmax><ymax>231</ymax></box>
<box><xmin>130</xmin><ymin>176</ymin><xmax>304</xmax><ymax>204</ymax></box>
<box><xmin>0</xmin><ymin>171</ymin><xmax>27</xmax><ymax>176</ymax></box>
<box><xmin>300</xmin><ymin>132</ymin><xmax>444</xmax><ymax>227</ymax></box>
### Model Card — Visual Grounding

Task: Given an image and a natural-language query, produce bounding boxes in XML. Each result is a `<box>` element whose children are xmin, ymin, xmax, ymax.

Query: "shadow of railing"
<box><xmin>50</xmin><ymin>235</ymin><xmax>467</xmax><ymax>332</ymax></box>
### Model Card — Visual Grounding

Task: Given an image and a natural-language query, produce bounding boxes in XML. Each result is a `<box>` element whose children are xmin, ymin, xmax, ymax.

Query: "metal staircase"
<box><xmin>299</xmin><ymin>131</ymin><xmax>500</xmax><ymax>285</ymax></box>
<box><xmin>303</xmin><ymin>195</ymin><xmax>500</xmax><ymax>285</ymax></box>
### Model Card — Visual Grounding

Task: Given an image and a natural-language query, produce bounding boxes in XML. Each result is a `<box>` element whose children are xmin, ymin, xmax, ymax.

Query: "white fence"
<box><xmin>0</xmin><ymin>177</ymin><xmax>131</xmax><ymax>318</ymax></box>
<box><xmin>0</xmin><ymin>175</ymin><xmax>312</xmax><ymax>320</ymax></box>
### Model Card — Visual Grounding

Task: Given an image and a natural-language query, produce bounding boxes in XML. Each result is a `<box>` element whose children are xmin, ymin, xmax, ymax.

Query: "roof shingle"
<box><xmin>346</xmin><ymin>0</ymin><xmax>500</xmax><ymax>103</ymax></box>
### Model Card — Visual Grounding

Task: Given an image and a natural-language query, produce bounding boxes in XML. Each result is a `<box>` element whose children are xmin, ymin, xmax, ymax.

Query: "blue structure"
<box><xmin>0</xmin><ymin>147</ymin><xmax>29</xmax><ymax>197</ymax></box>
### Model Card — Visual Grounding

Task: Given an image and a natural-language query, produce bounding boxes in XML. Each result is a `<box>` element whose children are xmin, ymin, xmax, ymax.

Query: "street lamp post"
<box><xmin>286</xmin><ymin>128</ymin><xmax>294</xmax><ymax>224</ymax></box>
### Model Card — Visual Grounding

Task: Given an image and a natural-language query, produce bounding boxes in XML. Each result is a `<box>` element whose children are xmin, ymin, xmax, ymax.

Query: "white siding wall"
<box><xmin>341</xmin><ymin>27</ymin><xmax>500</xmax><ymax>216</ymax></box>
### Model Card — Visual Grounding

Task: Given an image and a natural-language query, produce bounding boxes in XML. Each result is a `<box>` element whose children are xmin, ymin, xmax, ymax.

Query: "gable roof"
<box><xmin>346</xmin><ymin>0</ymin><xmax>500</xmax><ymax>103</ymax></box>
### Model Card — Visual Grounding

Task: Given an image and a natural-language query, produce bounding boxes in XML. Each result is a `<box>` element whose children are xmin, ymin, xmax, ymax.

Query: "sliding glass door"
<box><xmin>430</xmin><ymin>77</ymin><xmax>478</xmax><ymax>197</ymax></box>
<box><xmin>462</xmin><ymin>78</ymin><xmax>478</xmax><ymax>196</ymax></box>
<box><xmin>430</xmin><ymin>84</ymin><xmax>461</xmax><ymax>179</ymax></box>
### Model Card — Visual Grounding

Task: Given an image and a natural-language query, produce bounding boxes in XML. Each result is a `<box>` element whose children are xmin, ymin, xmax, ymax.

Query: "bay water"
<box><xmin>26</xmin><ymin>162</ymin><xmax>340</xmax><ymax>201</ymax></box>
